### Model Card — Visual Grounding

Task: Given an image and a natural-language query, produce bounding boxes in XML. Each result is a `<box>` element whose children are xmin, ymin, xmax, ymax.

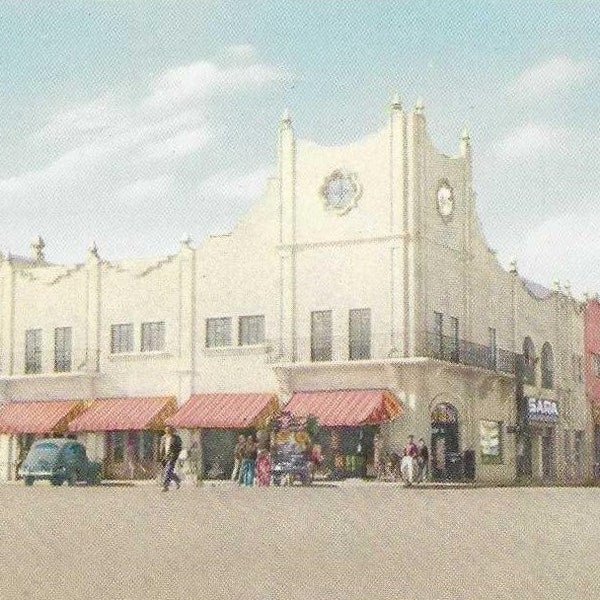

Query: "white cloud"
<box><xmin>0</xmin><ymin>52</ymin><xmax>289</xmax><ymax>213</ymax></box>
<box><xmin>508</xmin><ymin>56</ymin><xmax>591</xmax><ymax>99</ymax></box>
<box><xmin>116</xmin><ymin>175</ymin><xmax>172</xmax><ymax>205</ymax></box>
<box><xmin>492</xmin><ymin>122</ymin><xmax>566</xmax><ymax>161</ymax></box>
<box><xmin>512</xmin><ymin>211</ymin><xmax>600</xmax><ymax>295</ymax></box>
<box><xmin>196</xmin><ymin>166</ymin><xmax>272</xmax><ymax>201</ymax></box>
<box><xmin>144</xmin><ymin>60</ymin><xmax>287</xmax><ymax>110</ymax></box>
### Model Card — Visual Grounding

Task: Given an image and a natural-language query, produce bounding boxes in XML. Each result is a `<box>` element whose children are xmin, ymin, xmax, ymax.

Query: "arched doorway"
<box><xmin>430</xmin><ymin>402</ymin><xmax>461</xmax><ymax>481</ymax></box>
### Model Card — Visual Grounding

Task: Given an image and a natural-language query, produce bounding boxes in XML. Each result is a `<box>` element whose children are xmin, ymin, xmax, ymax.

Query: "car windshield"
<box><xmin>25</xmin><ymin>442</ymin><xmax>62</xmax><ymax>468</ymax></box>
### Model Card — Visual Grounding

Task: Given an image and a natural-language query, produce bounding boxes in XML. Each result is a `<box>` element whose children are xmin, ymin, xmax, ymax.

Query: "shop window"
<box><xmin>522</xmin><ymin>337</ymin><xmax>536</xmax><ymax>385</ymax></box>
<box><xmin>108</xmin><ymin>431</ymin><xmax>126</xmax><ymax>462</ymax></box>
<box><xmin>54</xmin><ymin>327</ymin><xmax>72</xmax><ymax>372</ymax></box>
<box><xmin>592</xmin><ymin>353</ymin><xmax>600</xmax><ymax>377</ymax></box>
<box><xmin>541</xmin><ymin>342</ymin><xmax>554</xmax><ymax>389</ymax></box>
<box><xmin>238</xmin><ymin>315</ymin><xmax>265</xmax><ymax>346</ymax></box>
<box><xmin>480</xmin><ymin>420</ymin><xmax>503</xmax><ymax>464</ymax></box>
<box><xmin>141</xmin><ymin>321</ymin><xmax>165</xmax><ymax>352</ymax></box>
<box><xmin>574</xmin><ymin>431</ymin><xmax>584</xmax><ymax>477</ymax></box>
<box><xmin>206</xmin><ymin>317</ymin><xmax>232</xmax><ymax>348</ymax></box>
<box><xmin>111</xmin><ymin>323</ymin><xmax>133</xmax><ymax>354</ymax></box>
<box><xmin>311</xmin><ymin>310</ymin><xmax>332</xmax><ymax>362</ymax></box>
<box><xmin>24</xmin><ymin>329</ymin><xmax>42</xmax><ymax>374</ymax></box>
<box><xmin>139</xmin><ymin>431</ymin><xmax>157</xmax><ymax>461</ymax></box>
<box><xmin>349</xmin><ymin>309</ymin><xmax>371</xmax><ymax>360</ymax></box>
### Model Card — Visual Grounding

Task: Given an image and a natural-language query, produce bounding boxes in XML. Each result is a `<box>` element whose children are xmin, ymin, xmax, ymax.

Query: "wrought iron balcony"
<box><xmin>421</xmin><ymin>332</ymin><xmax>516</xmax><ymax>374</ymax></box>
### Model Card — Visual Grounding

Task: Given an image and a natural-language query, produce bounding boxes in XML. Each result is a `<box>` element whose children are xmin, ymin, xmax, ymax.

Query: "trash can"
<box><xmin>463</xmin><ymin>450</ymin><xmax>476</xmax><ymax>481</ymax></box>
<box><xmin>446</xmin><ymin>452</ymin><xmax>463</xmax><ymax>481</ymax></box>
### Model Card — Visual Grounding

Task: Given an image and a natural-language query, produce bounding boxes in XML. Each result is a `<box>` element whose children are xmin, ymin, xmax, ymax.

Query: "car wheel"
<box><xmin>24</xmin><ymin>477</ymin><xmax>34</xmax><ymax>486</ymax></box>
<box><xmin>67</xmin><ymin>472</ymin><xmax>77</xmax><ymax>486</ymax></box>
<box><xmin>50</xmin><ymin>477</ymin><xmax>63</xmax><ymax>486</ymax></box>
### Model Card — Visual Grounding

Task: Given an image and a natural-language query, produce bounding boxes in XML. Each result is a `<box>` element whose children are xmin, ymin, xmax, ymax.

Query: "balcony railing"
<box><xmin>422</xmin><ymin>332</ymin><xmax>516</xmax><ymax>374</ymax></box>
<box><xmin>268</xmin><ymin>333</ymin><xmax>516</xmax><ymax>375</ymax></box>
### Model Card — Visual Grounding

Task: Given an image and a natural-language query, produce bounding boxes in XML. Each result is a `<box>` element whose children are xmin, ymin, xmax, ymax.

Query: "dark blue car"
<box><xmin>18</xmin><ymin>438</ymin><xmax>102</xmax><ymax>486</ymax></box>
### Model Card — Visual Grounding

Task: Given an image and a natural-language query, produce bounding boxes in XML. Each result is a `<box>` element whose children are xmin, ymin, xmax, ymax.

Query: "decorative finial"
<box><xmin>391</xmin><ymin>93</ymin><xmax>402</xmax><ymax>110</ymax></box>
<box><xmin>415</xmin><ymin>97</ymin><xmax>425</xmax><ymax>115</ymax></box>
<box><xmin>508</xmin><ymin>257</ymin><xmax>518</xmax><ymax>273</ymax></box>
<box><xmin>31</xmin><ymin>235</ymin><xmax>45</xmax><ymax>262</ymax></box>
<box><xmin>180</xmin><ymin>233</ymin><xmax>193</xmax><ymax>248</ymax></box>
<box><xmin>564</xmin><ymin>280</ymin><xmax>572</xmax><ymax>296</ymax></box>
<box><xmin>552</xmin><ymin>278</ymin><xmax>561</xmax><ymax>292</ymax></box>
<box><xmin>281</xmin><ymin>108</ymin><xmax>291</xmax><ymax>123</ymax></box>
<box><xmin>87</xmin><ymin>241</ymin><xmax>99</xmax><ymax>259</ymax></box>
<box><xmin>583</xmin><ymin>290</ymin><xmax>590</xmax><ymax>302</ymax></box>
<box><xmin>461</xmin><ymin>125</ymin><xmax>470</xmax><ymax>141</ymax></box>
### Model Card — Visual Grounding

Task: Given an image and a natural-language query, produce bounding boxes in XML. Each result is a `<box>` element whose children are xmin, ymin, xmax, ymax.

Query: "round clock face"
<box><xmin>436</xmin><ymin>183</ymin><xmax>454</xmax><ymax>217</ymax></box>
<box><xmin>320</xmin><ymin>170</ymin><xmax>361</xmax><ymax>215</ymax></box>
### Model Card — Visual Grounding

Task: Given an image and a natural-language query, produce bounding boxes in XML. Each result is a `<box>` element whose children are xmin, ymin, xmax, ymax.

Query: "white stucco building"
<box><xmin>0</xmin><ymin>97</ymin><xmax>592</xmax><ymax>484</ymax></box>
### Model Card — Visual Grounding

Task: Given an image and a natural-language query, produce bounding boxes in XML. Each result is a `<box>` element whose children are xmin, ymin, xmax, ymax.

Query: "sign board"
<box><xmin>527</xmin><ymin>397</ymin><xmax>559</xmax><ymax>422</ymax></box>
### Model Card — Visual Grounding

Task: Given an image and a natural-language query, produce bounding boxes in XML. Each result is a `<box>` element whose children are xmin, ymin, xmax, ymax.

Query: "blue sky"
<box><xmin>1</xmin><ymin>1</ymin><xmax>599</xmax><ymax>294</ymax></box>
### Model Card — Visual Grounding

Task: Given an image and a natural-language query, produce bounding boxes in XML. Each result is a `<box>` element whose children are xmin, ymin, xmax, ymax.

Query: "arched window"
<box><xmin>522</xmin><ymin>337</ymin><xmax>536</xmax><ymax>385</ymax></box>
<box><xmin>541</xmin><ymin>342</ymin><xmax>554</xmax><ymax>389</ymax></box>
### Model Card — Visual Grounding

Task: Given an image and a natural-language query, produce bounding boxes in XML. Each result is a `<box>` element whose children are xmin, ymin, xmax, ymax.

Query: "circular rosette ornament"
<box><xmin>320</xmin><ymin>169</ymin><xmax>362</xmax><ymax>215</ymax></box>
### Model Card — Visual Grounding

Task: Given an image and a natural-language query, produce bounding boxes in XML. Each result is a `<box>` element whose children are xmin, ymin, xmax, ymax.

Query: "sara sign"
<box><xmin>527</xmin><ymin>397</ymin><xmax>559</xmax><ymax>422</ymax></box>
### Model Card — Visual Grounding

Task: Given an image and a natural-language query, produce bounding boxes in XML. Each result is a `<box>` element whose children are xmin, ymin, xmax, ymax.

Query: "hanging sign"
<box><xmin>527</xmin><ymin>397</ymin><xmax>559</xmax><ymax>422</ymax></box>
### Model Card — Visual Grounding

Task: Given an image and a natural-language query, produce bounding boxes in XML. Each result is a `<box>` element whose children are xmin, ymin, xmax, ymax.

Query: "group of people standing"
<box><xmin>231</xmin><ymin>434</ymin><xmax>272</xmax><ymax>486</ymax></box>
<box><xmin>374</xmin><ymin>433</ymin><xmax>430</xmax><ymax>484</ymax></box>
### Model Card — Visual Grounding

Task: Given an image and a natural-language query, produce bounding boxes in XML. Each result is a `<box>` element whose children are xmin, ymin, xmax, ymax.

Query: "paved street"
<box><xmin>0</xmin><ymin>482</ymin><xmax>599</xmax><ymax>600</ymax></box>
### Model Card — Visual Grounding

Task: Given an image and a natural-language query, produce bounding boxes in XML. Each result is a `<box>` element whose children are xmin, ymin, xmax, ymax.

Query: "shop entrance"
<box><xmin>541</xmin><ymin>428</ymin><xmax>555</xmax><ymax>480</ymax></box>
<box><xmin>431</xmin><ymin>402</ymin><xmax>461</xmax><ymax>481</ymax></box>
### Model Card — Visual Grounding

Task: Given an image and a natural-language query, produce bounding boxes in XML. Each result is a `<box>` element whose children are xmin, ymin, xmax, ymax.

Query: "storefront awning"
<box><xmin>285</xmin><ymin>389</ymin><xmax>402</xmax><ymax>427</ymax></box>
<box><xmin>166</xmin><ymin>393</ymin><xmax>279</xmax><ymax>429</ymax></box>
<box><xmin>68</xmin><ymin>396</ymin><xmax>176</xmax><ymax>432</ymax></box>
<box><xmin>0</xmin><ymin>400</ymin><xmax>85</xmax><ymax>435</ymax></box>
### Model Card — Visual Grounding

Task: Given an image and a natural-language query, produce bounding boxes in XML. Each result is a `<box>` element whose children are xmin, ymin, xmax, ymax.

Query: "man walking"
<box><xmin>159</xmin><ymin>425</ymin><xmax>182</xmax><ymax>492</ymax></box>
<box><xmin>417</xmin><ymin>437</ymin><xmax>430</xmax><ymax>483</ymax></box>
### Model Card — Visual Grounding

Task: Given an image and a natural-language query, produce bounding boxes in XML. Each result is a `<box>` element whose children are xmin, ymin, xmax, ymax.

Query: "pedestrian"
<box><xmin>401</xmin><ymin>435</ymin><xmax>418</xmax><ymax>486</ymax></box>
<box><xmin>239</xmin><ymin>435</ymin><xmax>257</xmax><ymax>486</ymax></box>
<box><xmin>231</xmin><ymin>434</ymin><xmax>246</xmax><ymax>482</ymax></box>
<box><xmin>159</xmin><ymin>425</ymin><xmax>182</xmax><ymax>492</ymax></box>
<box><xmin>255</xmin><ymin>447</ymin><xmax>271</xmax><ymax>486</ymax></box>
<box><xmin>373</xmin><ymin>433</ymin><xmax>383</xmax><ymax>480</ymax></box>
<box><xmin>417</xmin><ymin>437</ymin><xmax>430</xmax><ymax>483</ymax></box>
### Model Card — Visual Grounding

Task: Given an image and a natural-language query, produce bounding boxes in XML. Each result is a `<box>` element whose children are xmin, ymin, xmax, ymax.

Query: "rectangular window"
<box><xmin>349</xmin><ymin>308</ymin><xmax>371</xmax><ymax>360</ymax></box>
<box><xmin>488</xmin><ymin>327</ymin><xmax>497</xmax><ymax>369</ymax></box>
<box><xmin>311</xmin><ymin>310</ymin><xmax>332</xmax><ymax>362</ymax></box>
<box><xmin>449</xmin><ymin>317</ymin><xmax>459</xmax><ymax>362</ymax></box>
<box><xmin>238</xmin><ymin>315</ymin><xmax>265</xmax><ymax>346</ymax></box>
<box><xmin>433</xmin><ymin>312</ymin><xmax>443</xmax><ymax>357</ymax></box>
<box><xmin>480</xmin><ymin>420</ymin><xmax>503</xmax><ymax>464</ymax></box>
<box><xmin>54</xmin><ymin>327</ymin><xmax>72</xmax><ymax>372</ymax></box>
<box><xmin>25</xmin><ymin>329</ymin><xmax>42</xmax><ymax>374</ymax></box>
<box><xmin>206</xmin><ymin>317</ymin><xmax>232</xmax><ymax>348</ymax></box>
<box><xmin>110</xmin><ymin>323</ymin><xmax>133</xmax><ymax>354</ymax></box>
<box><xmin>141</xmin><ymin>321</ymin><xmax>165</xmax><ymax>352</ymax></box>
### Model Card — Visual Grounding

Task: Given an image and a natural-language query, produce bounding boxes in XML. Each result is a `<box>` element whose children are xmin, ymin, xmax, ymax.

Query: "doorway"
<box><xmin>541</xmin><ymin>428</ymin><xmax>555</xmax><ymax>480</ymax></box>
<box><xmin>431</xmin><ymin>402</ymin><xmax>461</xmax><ymax>481</ymax></box>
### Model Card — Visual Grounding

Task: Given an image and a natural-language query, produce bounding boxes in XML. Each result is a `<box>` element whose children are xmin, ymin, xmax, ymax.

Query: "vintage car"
<box><xmin>18</xmin><ymin>438</ymin><xmax>102</xmax><ymax>486</ymax></box>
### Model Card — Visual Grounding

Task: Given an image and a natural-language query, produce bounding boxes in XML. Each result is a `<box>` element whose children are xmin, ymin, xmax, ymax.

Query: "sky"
<box><xmin>1</xmin><ymin>1</ymin><xmax>599</xmax><ymax>295</ymax></box>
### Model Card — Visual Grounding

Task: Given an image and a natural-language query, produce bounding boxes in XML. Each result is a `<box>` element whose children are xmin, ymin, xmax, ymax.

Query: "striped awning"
<box><xmin>166</xmin><ymin>393</ymin><xmax>279</xmax><ymax>429</ymax></box>
<box><xmin>0</xmin><ymin>400</ymin><xmax>85</xmax><ymax>435</ymax></box>
<box><xmin>68</xmin><ymin>396</ymin><xmax>176</xmax><ymax>432</ymax></box>
<box><xmin>285</xmin><ymin>389</ymin><xmax>402</xmax><ymax>427</ymax></box>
